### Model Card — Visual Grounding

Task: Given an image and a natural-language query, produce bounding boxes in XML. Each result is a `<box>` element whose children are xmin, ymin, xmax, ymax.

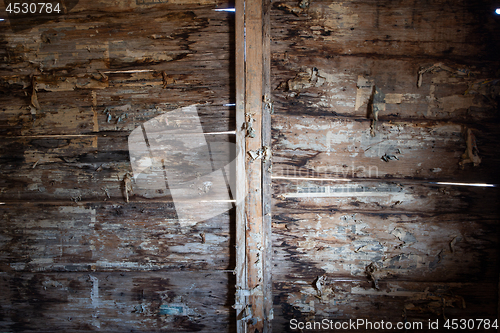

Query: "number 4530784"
<box><xmin>444</xmin><ymin>319</ymin><xmax>498</xmax><ymax>330</ymax></box>
<box><xmin>6</xmin><ymin>3</ymin><xmax>61</xmax><ymax>14</ymax></box>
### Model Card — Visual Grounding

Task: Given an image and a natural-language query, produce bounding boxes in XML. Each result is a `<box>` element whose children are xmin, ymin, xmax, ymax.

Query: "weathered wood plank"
<box><xmin>242</xmin><ymin>0</ymin><xmax>267</xmax><ymax>330</ymax></box>
<box><xmin>0</xmin><ymin>90</ymin><xmax>94</xmax><ymax>137</ymax></box>
<box><xmin>0</xmin><ymin>2</ymin><xmax>238</xmax><ymax>332</ymax></box>
<box><xmin>271</xmin><ymin>0</ymin><xmax>500</xmax><ymax>60</ymax></box>
<box><xmin>272</xmin><ymin>179</ymin><xmax>499</xmax><ymax>216</ymax></box>
<box><xmin>268</xmin><ymin>0</ymin><xmax>500</xmax><ymax>330</ymax></box>
<box><xmin>0</xmin><ymin>90</ymin><xmax>235</xmax><ymax>136</ymax></box>
<box><xmin>272</xmin><ymin>211</ymin><xmax>499</xmax><ymax>283</ymax></box>
<box><xmin>262</xmin><ymin>0</ymin><xmax>273</xmax><ymax>330</ymax></box>
<box><xmin>234</xmin><ymin>0</ymin><xmax>247</xmax><ymax>331</ymax></box>
<box><xmin>272</xmin><ymin>280</ymin><xmax>498</xmax><ymax>333</ymax></box>
<box><xmin>0</xmin><ymin>271</ymin><xmax>235</xmax><ymax>332</ymax></box>
<box><xmin>0</xmin><ymin>133</ymin><xmax>235</xmax><ymax>167</ymax></box>
<box><xmin>1</xmin><ymin>4</ymin><xmax>235</xmax><ymax>76</ymax></box>
<box><xmin>271</xmin><ymin>57</ymin><xmax>499</xmax><ymax>121</ymax></box>
<box><xmin>93</xmin><ymin>94</ymin><xmax>235</xmax><ymax>133</ymax></box>
<box><xmin>0</xmin><ymin>133</ymin><xmax>235</xmax><ymax>203</ymax></box>
<box><xmin>0</xmin><ymin>203</ymin><xmax>234</xmax><ymax>273</ymax></box>
<box><xmin>271</xmin><ymin>115</ymin><xmax>500</xmax><ymax>183</ymax></box>
<box><xmin>1</xmin><ymin>0</ymin><xmax>231</xmax><ymax>16</ymax></box>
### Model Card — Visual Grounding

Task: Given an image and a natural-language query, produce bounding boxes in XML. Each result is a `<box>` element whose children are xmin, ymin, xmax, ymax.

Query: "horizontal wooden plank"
<box><xmin>0</xmin><ymin>203</ymin><xmax>234</xmax><ymax>272</ymax></box>
<box><xmin>0</xmin><ymin>133</ymin><xmax>235</xmax><ymax>203</ymax></box>
<box><xmin>0</xmin><ymin>132</ymin><xmax>235</xmax><ymax>164</ymax></box>
<box><xmin>271</xmin><ymin>115</ymin><xmax>500</xmax><ymax>183</ymax></box>
<box><xmin>94</xmin><ymin>93</ymin><xmax>235</xmax><ymax>133</ymax></box>
<box><xmin>271</xmin><ymin>56</ymin><xmax>499</xmax><ymax>121</ymax></box>
<box><xmin>0</xmin><ymin>89</ymin><xmax>235</xmax><ymax>136</ymax></box>
<box><xmin>271</xmin><ymin>0</ymin><xmax>500</xmax><ymax>60</ymax></box>
<box><xmin>2</xmin><ymin>65</ymin><xmax>232</xmax><ymax>92</ymax></box>
<box><xmin>0</xmin><ymin>4</ymin><xmax>235</xmax><ymax>76</ymax></box>
<box><xmin>1</xmin><ymin>69</ymin><xmax>234</xmax><ymax>119</ymax></box>
<box><xmin>272</xmin><ymin>179</ymin><xmax>500</xmax><ymax>215</ymax></box>
<box><xmin>0</xmin><ymin>0</ymin><xmax>231</xmax><ymax>16</ymax></box>
<box><xmin>0</xmin><ymin>271</ymin><xmax>235</xmax><ymax>332</ymax></box>
<box><xmin>0</xmin><ymin>90</ymin><xmax>93</xmax><ymax>137</ymax></box>
<box><xmin>272</xmin><ymin>280</ymin><xmax>498</xmax><ymax>333</ymax></box>
<box><xmin>272</xmin><ymin>211</ymin><xmax>499</xmax><ymax>283</ymax></box>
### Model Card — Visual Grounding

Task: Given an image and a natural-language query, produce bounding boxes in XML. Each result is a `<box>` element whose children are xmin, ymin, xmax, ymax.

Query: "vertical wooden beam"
<box><xmin>234</xmin><ymin>0</ymin><xmax>247</xmax><ymax>332</ymax></box>
<box><xmin>245</xmin><ymin>0</ymin><xmax>264</xmax><ymax>329</ymax></box>
<box><xmin>261</xmin><ymin>0</ymin><xmax>273</xmax><ymax>331</ymax></box>
<box><xmin>235</xmin><ymin>0</ymin><xmax>272</xmax><ymax>332</ymax></box>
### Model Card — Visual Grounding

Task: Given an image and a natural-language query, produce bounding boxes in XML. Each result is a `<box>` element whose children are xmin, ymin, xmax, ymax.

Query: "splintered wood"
<box><xmin>235</xmin><ymin>0</ymin><xmax>272</xmax><ymax>331</ymax></box>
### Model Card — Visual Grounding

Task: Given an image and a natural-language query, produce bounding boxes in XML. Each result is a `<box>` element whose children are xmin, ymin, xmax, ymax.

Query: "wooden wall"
<box><xmin>0</xmin><ymin>1</ymin><xmax>236</xmax><ymax>332</ymax></box>
<box><xmin>2</xmin><ymin>0</ymin><xmax>500</xmax><ymax>332</ymax></box>
<box><xmin>270</xmin><ymin>0</ymin><xmax>500</xmax><ymax>331</ymax></box>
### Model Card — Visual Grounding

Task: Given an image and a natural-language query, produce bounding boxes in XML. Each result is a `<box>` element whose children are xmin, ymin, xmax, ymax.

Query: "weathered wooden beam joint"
<box><xmin>235</xmin><ymin>0</ymin><xmax>272</xmax><ymax>332</ymax></box>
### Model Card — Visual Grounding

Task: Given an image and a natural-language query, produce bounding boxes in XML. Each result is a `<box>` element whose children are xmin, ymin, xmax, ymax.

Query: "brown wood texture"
<box><xmin>234</xmin><ymin>0</ymin><xmax>247</xmax><ymax>332</ymax></box>
<box><xmin>0</xmin><ymin>133</ymin><xmax>235</xmax><ymax>203</ymax></box>
<box><xmin>272</xmin><ymin>280</ymin><xmax>498</xmax><ymax>332</ymax></box>
<box><xmin>0</xmin><ymin>271</ymin><xmax>235</xmax><ymax>332</ymax></box>
<box><xmin>272</xmin><ymin>115</ymin><xmax>500</xmax><ymax>183</ymax></box>
<box><xmin>0</xmin><ymin>203</ymin><xmax>234</xmax><ymax>272</ymax></box>
<box><xmin>242</xmin><ymin>0</ymin><xmax>267</xmax><ymax>331</ymax></box>
<box><xmin>271</xmin><ymin>0</ymin><xmax>500</xmax><ymax>60</ymax></box>
<box><xmin>270</xmin><ymin>0</ymin><xmax>500</xmax><ymax>330</ymax></box>
<box><xmin>272</xmin><ymin>210</ymin><xmax>499</xmax><ymax>281</ymax></box>
<box><xmin>272</xmin><ymin>180</ymin><xmax>499</xmax><ymax>216</ymax></box>
<box><xmin>0</xmin><ymin>1</ymin><xmax>237</xmax><ymax>332</ymax></box>
<box><xmin>262</xmin><ymin>0</ymin><xmax>273</xmax><ymax>331</ymax></box>
<box><xmin>272</xmin><ymin>58</ymin><xmax>499</xmax><ymax>121</ymax></box>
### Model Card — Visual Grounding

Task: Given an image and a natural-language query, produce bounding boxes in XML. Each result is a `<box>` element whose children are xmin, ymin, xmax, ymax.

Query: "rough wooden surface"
<box><xmin>0</xmin><ymin>271</ymin><xmax>235</xmax><ymax>332</ymax></box>
<box><xmin>273</xmin><ymin>180</ymin><xmax>499</xmax><ymax>216</ymax></box>
<box><xmin>0</xmin><ymin>204</ymin><xmax>234</xmax><ymax>272</ymax></box>
<box><xmin>0</xmin><ymin>1</ymin><xmax>236</xmax><ymax>332</ymax></box>
<box><xmin>242</xmin><ymin>0</ymin><xmax>266</xmax><ymax>330</ymax></box>
<box><xmin>272</xmin><ymin>115</ymin><xmax>500</xmax><ymax>183</ymax></box>
<box><xmin>271</xmin><ymin>0</ymin><xmax>500</xmax><ymax>60</ymax></box>
<box><xmin>272</xmin><ymin>280</ymin><xmax>498</xmax><ymax>332</ymax></box>
<box><xmin>270</xmin><ymin>0</ymin><xmax>500</xmax><ymax>330</ymax></box>
<box><xmin>272</xmin><ymin>210</ymin><xmax>499</xmax><ymax>281</ymax></box>
<box><xmin>262</xmin><ymin>0</ymin><xmax>273</xmax><ymax>331</ymax></box>
<box><xmin>234</xmin><ymin>1</ymin><xmax>247</xmax><ymax>332</ymax></box>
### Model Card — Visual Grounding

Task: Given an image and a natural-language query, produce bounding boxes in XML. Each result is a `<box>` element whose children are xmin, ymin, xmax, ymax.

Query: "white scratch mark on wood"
<box><xmin>89</xmin><ymin>275</ymin><xmax>99</xmax><ymax>308</ymax></box>
<box><xmin>92</xmin><ymin>91</ymin><xmax>99</xmax><ymax>132</ymax></box>
<box><xmin>271</xmin><ymin>176</ymin><xmax>351</xmax><ymax>182</ymax></box>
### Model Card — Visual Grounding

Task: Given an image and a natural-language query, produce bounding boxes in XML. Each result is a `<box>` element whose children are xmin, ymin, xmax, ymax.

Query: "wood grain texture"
<box><xmin>243</xmin><ymin>0</ymin><xmax>266</xmax><ymax>331</ymax></box>
<box><xmin>0</xmin><ymin>133</ymin><xmax>235</xmax><ymax>203</ymax></box>
<box><xmin>0</xmin><ymin>271</ymin><xmax>236</xmax><ymax>332</ymax></box>
<box><xmin>0</xmin><ymin>203</ymin><xmax>234</xmax><ymax>273</ymax></box>
<box><xmin>272</xmin><ymin>211</ymin><xmax>499</xmax><ymax>282</ymax></box>
<box><xmin>271</xmin><ymin>0</ymin><xmax>500</xmax><ymax>60</ymax></box>
<box><xmin>262</xmin><ymin>0</ymin><xmax>273</xmax><ymax>330</ymax></box>
<box><xmin>1</xmin><ymin>2</ymin><xmax>234</xmax><ymax>75</ymax></box>
<box><xmin>234</xmin><ymin>1</ymin><xmax>247</xmax><ymax>332</ymax></box>
<box><xmin>272</xmin><ymin>280</ymin><xmax>498</xmax><ymax>333</ymax></box>
<box><xmin>271</xmin><ymin>202</ymin><xmax>499</xmax><ymax>331</ymax></box>
<box><xmin>271</xmin><ymin>56</ymin><xmax>500</xmax><ymax>121</ymax></box>
<box><xmin>272</xmin><ymin>180</ymin><xmax>499</xmax><ymax>216</ymax></box>
<box><xmin>0</xmin><ymin>1</ymin><xmax>237</xmax><ymax>332</ymax></box>
<box><xmin>269</xmin><ymin>0</ymin><xmax>500</xmax><ymax>329</ymax></box>
<box><xmin>272</xmin><ymin>115</ymin><xmax>500</xmax><ymax>183</ymax></box>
